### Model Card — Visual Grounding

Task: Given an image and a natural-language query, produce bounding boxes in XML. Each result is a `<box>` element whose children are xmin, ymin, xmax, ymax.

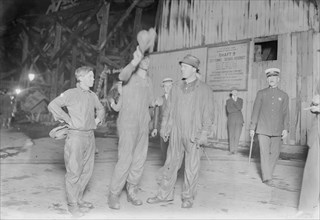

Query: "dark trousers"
<box><xmin>257</xmin><ymin>134</ymin><xmax>282</xmax><ymax>181</ymax></box>
<box><xmin>227</xmin><ymin>120</ymin><xmax>243</xmax><ymax>153</ymax></box>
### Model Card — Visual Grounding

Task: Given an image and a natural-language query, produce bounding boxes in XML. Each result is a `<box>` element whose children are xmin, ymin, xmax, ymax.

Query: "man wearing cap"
<box><xmin>108</xmin><ymin>46</ymin><xmax>155</xmax><ymax>210</ymax></box>
<box><xmin>147</xmin><ymin>54</ymin><xmax>214</xmax><ymax>208</ymax></box>
<box><xmin>249</xmin><ymin>68</ymin><xmax>289</xmax><ymax>186</ymax></box>
<box><xmin>151</xmin><ymin>77</ymin><xmax>173</xmax><ymax>163</ymax></box>
<box><xmin>48</xmin><ymin>66</ymin><xmax>105</xmax><ymax>217</ymax></box>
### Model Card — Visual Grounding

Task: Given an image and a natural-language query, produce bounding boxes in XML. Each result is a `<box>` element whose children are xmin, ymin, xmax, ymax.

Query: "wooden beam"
<box><xmin>58</xmin><ymin>21</ymin><xmax>97</xmax><ymax>53</ymax></box>
<box><xmin>98</xmin><ymin>0</ymin><xmax>142</xmax><ymax>51</ymax></box>
<box><xmin>100</xmin><ymin>55</ymin><xmax>121</xmax><ymax>68</ymax></box>
<box><xmin>20</xmin><ymin>24</ymin><xmax>49</xmax><ymax>62</ymax></box>
<box><xmin>133</xmin><ymin>7</ymin><xmax>142</xmax><ymax>38</ymax></box>
<box><xmin>95</xmin><ymin>1</ymin><xmax>110</xmax><ymax>91</ymax></box>
<box><xmin>71</xmin><ymin>45</ymin><xmax>77</xmax><ymax>87</ymax></box>
<box><xmin>50</xmin><ymin>23</ymin><xmax>62</xmax><ymax>99</ymax></box>
<box><xmin>51</xmin><ymin>2</ymin><xmax>103</xmax><ymax>62</ymax></box>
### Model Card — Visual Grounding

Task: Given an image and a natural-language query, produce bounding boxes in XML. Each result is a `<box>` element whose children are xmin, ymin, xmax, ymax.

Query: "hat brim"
<box><xmin>266</xmin><ymin>73</ymin><xmax>279</xmax><ymax>77</ymax></box>
<box><xmin>179</xmin><ymin>61</ymin><xmax>199</xmax><ymax>70</ymax></box>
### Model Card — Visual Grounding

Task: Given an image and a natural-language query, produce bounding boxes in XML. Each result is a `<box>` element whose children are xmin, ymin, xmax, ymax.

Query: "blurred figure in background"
<box><xmin>0</xmin><ymin>89</ymin><xmax>14</xmax><ymax>129</ymax></box>
<box><xmin>226</xmin><ymin>89</ymin><xmax>244</xmax><ymax>155</ymax></box>
<box><xmin>297</xmin><ymin>81</ymin><xmax>320</xmax><ymax>218</ymax></box>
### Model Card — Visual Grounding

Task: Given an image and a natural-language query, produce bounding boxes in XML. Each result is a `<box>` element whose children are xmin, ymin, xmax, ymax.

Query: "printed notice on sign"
<box><xmin>206</xmin><ymin>42</ymin><xmax>249</xmax><ymax>91</ymax></box>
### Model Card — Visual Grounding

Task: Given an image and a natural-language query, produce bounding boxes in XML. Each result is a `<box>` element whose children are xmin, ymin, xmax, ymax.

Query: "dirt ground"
<box><xmin>0</xmin><ymin>122</ymin><xmax>318</xmax><ymax>219</ymax></box>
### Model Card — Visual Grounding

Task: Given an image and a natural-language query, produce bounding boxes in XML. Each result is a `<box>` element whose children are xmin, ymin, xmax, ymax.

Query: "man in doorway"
<box><xmin>48</xmin><ymin>66</ymin><xmax>105</xmax><ymax>217</ymax></box>
<box><xmin>147</xmin><ymin>54</ymin><xmax>214</xmax><ymax>208</ymax></box>
<box><xmin>226</xmin><ymin>89</ymin><xmax>244</xmax><ymax>154</ymax></box>
<box><xmin>151</xmin><ymin>77</ymin><xmax>173</xmax><ymax>164</ymax></box>
<box><xmin>249</xmin><ymin>68</ymin><xmax>289</xmax><ymax>186</ymax></box>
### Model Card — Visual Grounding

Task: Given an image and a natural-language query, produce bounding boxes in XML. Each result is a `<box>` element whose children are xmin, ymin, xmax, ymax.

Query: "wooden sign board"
<box><xmin>206</xmin><ymin>41</ymin><xmax>249</xmax><ymax>91</ymax></box>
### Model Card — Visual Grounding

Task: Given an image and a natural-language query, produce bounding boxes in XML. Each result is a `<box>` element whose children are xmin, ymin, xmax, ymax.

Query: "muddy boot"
<box><xmin>108</xmin><ymin>193</ymin><xmax>120</xmax><ymax>210</ymax></box>
<box><xmin>78</xmin><ymin>200</ymin><xmax>93</xmax><ymax>212</ymax></box>
<box><xmin>181</xmin><ymin>199</ymin><xmax>193</xmax><ymax>208</ymax></box>
<box><xmin>126</xmin><ymin>183</ymin><xmax>143</xmax><ymax>206</ymax></box>
<box><xmin>68</xmin><ymin>204</ymin><xmax>84</xmax><ymax>218</ymax></box>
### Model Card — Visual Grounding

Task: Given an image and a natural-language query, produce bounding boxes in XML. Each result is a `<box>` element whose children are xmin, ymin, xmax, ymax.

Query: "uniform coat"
<box><xmin>249</xmin><ymin>87</ymin><xmax>289</xmax><ymax>182</ymax></box>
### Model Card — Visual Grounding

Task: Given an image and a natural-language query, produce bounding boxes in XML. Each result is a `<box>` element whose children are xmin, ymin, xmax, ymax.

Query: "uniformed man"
<box><xmin>249</xmin><ymin>67</ymin><xmax>289</xmax><ymax>186</ymax></box>
<box><xmin>151</xmin><ymin>77</ymin><xmax>173</xmax><ymax>163</ymax></box>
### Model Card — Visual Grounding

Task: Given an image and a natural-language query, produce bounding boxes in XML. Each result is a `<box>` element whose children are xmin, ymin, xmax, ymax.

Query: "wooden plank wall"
<box><xmin>157</xmin><ymin>0</ymin><xmax>319</xmax><ymax>51</ymax></box>
<box><xmin>152</xmin><ymin>0</ymin><xmax>320</xmax><ymax>145</ymax></box>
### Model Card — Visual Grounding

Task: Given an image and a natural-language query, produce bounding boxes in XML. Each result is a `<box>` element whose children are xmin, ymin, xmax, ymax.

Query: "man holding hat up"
<box><xmin>108</xmin><ymin>46</ymin><xmax>155</xmax><ymax>210</ymax></box>
<box><xmin>249</xmin><ymin>68</ymin><xmax>289</xmax><ymax>186</ymax></box>
<box><xmin>151</xmin><ymin>77</ymin><xmax>173</xmax><ymax>164</ymax></box>
<box><xmin>147</xmin><ymin>54</ymin><xmax>214</xmax><ymax>208</ymax></box>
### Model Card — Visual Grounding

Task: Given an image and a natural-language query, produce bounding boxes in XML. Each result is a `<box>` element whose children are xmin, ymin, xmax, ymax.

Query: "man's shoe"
<box><xmin>181</xmin><ymin>199</ymin><xmax>193</xmax><ymax>208</ymax></box>
<box><xmin>68</xmin><ymin>204</ymin><xmax>84</xmax><ymax>218</ymax></box>
<box><xmin>146</xmin><ymin>196</ymin><xmax>173</xmax><ymax>204</ymax></box>
<box><xmin>263</xmin><ymin>179</ymin><xmax>275</xmax><ymax>187</ymax></box>
<box><xmin>78</xmin><ymin>200</ymin><xmax>94</xmax><ymax>209</ymax></box>
<box><xmin>108</xmin><ymin>193</ymin><xmax>120</xmax><ymax>210</ymax></box>
<box><xmin>127</xmin><ymin>193</ymin><xmax>143</xmax><ymax>206</ymax></box>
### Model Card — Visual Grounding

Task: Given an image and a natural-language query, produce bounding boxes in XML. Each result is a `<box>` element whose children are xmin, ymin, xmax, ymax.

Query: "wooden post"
<box><xmin>50</xmin><ymin>23</ymin><xmax>62</xmax><ymax>100</ymax></box>
<box><xmin>95</xmin><ymin>1</ymin><xmax>110</xmax><ymax>92</ymax></box>
<box><xmin>20</xmin><ymin>31</ymin><xmax>29</xmax><ymax>87</ymax></box>
<box><xmin>71</xmin><ymin>45</ymin><xmax>77</xmax><ymax>87</ymax></box>
<box><xmin>133</xmin><ymin>7</ymin><xmax>142</xmax><ymax>38</ymax></box>
<box><xmin>22</xmin><ymin>31</ymin><xmax>29</xmax><ymax>63</ymax></box>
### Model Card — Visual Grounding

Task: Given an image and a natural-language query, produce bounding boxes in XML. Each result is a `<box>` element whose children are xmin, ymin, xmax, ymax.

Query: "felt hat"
<box><xmin>179</xmin><ymin>54</ymin><xmax>200</xmax><ymax>71</ymax></box>
<box><xmin>49</xmin><ymin>125</ymin><xmax>68</xmax><ymax>140</ymax></box>
<box><xmin>265</xmin><ymin>68</ymin><xmax>280</xmax><ymax>77</ymax></box>
<box><xmin>137</xmin><ymin>28</ymin><xmax>157</xmax><ymax>54</ymax></box>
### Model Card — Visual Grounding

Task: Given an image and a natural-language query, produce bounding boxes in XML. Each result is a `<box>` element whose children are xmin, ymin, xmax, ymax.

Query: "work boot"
<box><xmin>68</xmin><ymin>204</ymin><xmax>84</xmax><ymax>218</ymax></box>
<box><xmin>126</xmin><ymin>183</ymin><xmax>143</xmax><ymax>206</ymax></box>
<box><xmin>78</xmin><ymin>200</ymin><xmax>94</xmax><ymax>209</ymax></box>
<box><xmin>263</xmin><ymin>179</ymin><xmax>275</xmax><ymax>187</ymax></box>
<box><xmin>146</xmin><ymin>196</ymin><xmax>173</xmax><ymax>204</ymax></box>
<box><xmin>181</xmin><ymin>199</ymin><xmax>193</xmax><ymax>208</ymax></box>
<box><xmin>108</xmin><ymin>193</ymin><xmax>120</xmax><ymax>210</ymax></box>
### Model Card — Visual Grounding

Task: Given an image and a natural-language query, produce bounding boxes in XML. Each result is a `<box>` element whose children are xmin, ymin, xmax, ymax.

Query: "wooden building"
<box><xmin>149</xmin><ymin>0</ymin><xmax>320</xmax><ymax>146</ymax></box>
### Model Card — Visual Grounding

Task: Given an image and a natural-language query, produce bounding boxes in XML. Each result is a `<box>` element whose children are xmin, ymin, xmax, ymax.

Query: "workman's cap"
<box><xmin>265</xmin><ymin>68</ymin><xmax>280</xmax><ymax>77</ymax></box>
<box><xmin>179</xmin><ymin>54</ymin><xmax>200</xmax><ymax>71</ymax></box>
<box><xmin>49</xmin><ymin>125</ymin><xmax>68</xmax><ymax>140</ymax></box>
<box><xmin>162</xmin><ymin>77</ymin><xmax>173</xmax><ymax>84</ymax></box>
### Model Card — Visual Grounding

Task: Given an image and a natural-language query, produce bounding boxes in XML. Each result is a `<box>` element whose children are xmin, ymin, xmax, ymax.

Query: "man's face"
<box><xmin>267</xmin><ymin>75</ymin><xmax>280</xmax><ymax>88</ymax></box>
<box><xmin>80</xmin><ymin>71</ymin><xmax>95</xmax><ymax>88</ymax></box>
<box><xmin>162</xmin><ymin>82</ymin><xmax>172</xmax><ymax>94</ymax></box>
<box><xmin>180</xmin><ymin>63</ymin><xmax>196</xmax><ymax>79</ymax></box>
